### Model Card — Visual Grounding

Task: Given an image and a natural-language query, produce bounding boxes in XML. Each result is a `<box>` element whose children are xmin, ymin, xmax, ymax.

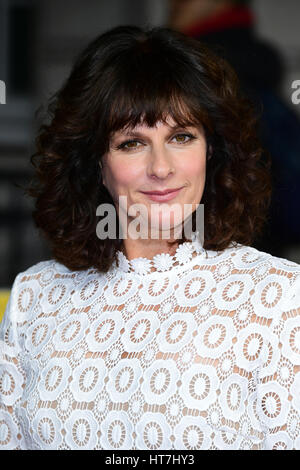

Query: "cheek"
<box><xmin>106</xmin><ymin>160</ymin><xmax>139</xmax><ymax>195</ymax></box>
<box><xmin>182</xmin><ymin>150</ymin><xmax>206</xmax><ymax>179</ymax></box>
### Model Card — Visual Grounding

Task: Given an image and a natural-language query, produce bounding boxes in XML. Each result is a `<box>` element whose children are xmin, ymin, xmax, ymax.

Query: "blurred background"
<box><xmin>1</xmin><ymin>0</ymin><xmax>300</xmax><ymax>318</ymax></box>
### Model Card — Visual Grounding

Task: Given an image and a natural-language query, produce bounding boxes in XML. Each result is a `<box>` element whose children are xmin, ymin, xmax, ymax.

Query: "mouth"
<box><xmin>141</xmin><ymin>187</ymin><xmax>184</xmax><ymax>202</ymax></box>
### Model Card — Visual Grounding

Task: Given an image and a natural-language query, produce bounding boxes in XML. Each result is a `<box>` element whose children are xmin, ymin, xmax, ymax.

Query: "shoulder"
<box><xmin>219</xmin><ymin>242</ymin><xmax>300</xmax><ymax>277</ymax></box>
<box><xmin>236</xmin><ymin>243</ymin><xmax>300</xmax><ymax>299</ymax></box>
<box><xmin>9</xmin><ymin>259</ymin><xmax>101</xmax><ymax>324</ymax></box>
<box><xmin>235</xmin><ymin>246</ymin><xmax>300</xmax><ymax>347</ymax></box>
<box><xmin>206</xmin><ymin>242</ymin><xmax>300</xmax><ymax>319</ymax></box>
<box><xmin>234</xmin><ymin>244</ymin><xmax>300</xmax><ymax>286</ymax></box>
<box><xmin>16</xmin><ymin>259</ymin><xmax>73</xmax><ymax>279</ymax></box>
<box><xmin>10</xmin><ymin>259</ymin><xmax>73</xmax><ymax>301</ymax></box>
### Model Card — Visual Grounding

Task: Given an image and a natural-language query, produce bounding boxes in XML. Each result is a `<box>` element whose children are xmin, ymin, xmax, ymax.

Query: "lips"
<box><xmin>141</xmin><ymin>187</ymin><xmax>184</xmax><ymax>202</ymax></box>
<box><xmin>141</xmin><ymin>187</ymin><xmax>183</xmax><ymax>195</ymax></box>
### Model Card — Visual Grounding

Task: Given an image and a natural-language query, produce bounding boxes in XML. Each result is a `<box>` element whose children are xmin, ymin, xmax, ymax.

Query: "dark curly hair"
<box><xmin>26</xmin><ymin>24</ymin><xmax>271</xmax><ymax>274</ymax></box>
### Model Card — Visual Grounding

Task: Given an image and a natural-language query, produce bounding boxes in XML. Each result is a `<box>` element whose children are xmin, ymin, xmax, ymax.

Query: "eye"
<box><xmin>115</xmin><ymin>132</ymin><xmax>196</xmax><ymax>152</ymax></box>
<box><xmin>172</xmin><ymin>133</ymin><xmax>196</xmax><ymax>144</ymax></box>
<box><xmin>116</xmin><ymin>139</ymin><xmax>142</xmax><ymax>151</ymax></box>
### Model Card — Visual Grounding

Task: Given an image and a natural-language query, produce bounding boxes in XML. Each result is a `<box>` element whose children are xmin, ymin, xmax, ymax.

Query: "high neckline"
<box><xmin>113</xmin><ymin>232</ymin><xmax>206</xmax><ymax>276</ymax></box>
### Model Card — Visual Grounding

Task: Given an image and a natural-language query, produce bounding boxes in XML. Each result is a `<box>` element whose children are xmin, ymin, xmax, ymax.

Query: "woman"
<box><xmin>1</xmin><ymin>25</ymin><xmax>299</xmax><ymax>450</ymax></box>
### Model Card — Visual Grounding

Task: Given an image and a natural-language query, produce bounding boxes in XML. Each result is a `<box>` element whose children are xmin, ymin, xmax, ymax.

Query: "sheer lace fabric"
<box><xmin>1</xmin><ymin>238</ymin><xmax>300</xmax><ymax>450</ymax></box>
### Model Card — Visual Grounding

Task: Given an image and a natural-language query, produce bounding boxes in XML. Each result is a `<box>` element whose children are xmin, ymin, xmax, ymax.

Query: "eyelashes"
<box><xmin>115</xmin><ymin>133</ymin><xmax>197</xmax><ymax>152</ymax></box>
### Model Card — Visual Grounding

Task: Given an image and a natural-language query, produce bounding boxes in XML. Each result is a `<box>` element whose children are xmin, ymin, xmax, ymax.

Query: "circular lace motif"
<box><xmin>56</xmin><ymin>389</ymin><xmax>73</xmax><ymax>421</ymax></box>
<box><xmin>176</xmin><ymin>270</ymin><xmax>214</xmax><ymax>307</ymax></box>
<box><xmin>165</xmin><ymin>393</ymin><xmax>185</xmax><ymax>427</ymax></box>
<box><xmin>213</xmin><ymin>260</ymin><xmax>234</xmax><ymax>281</ymax></box>
<box><xmin>218</xmin><ymin>373</ymin><xmax>248</xmax><ymax>421</ymax></box>
<box><xmin>0</xmin><ymin>412</ymin><xmax>19</xmax><ymax>449</ymax></box>
<box><xmin>281</xmin><ymin>317</ymin><xmax>300</xmax><ymax>364</ymax></box>
<box><xmin>212</xmin><ymin>274</ymin><xmax>253</xmax><ymax>311</ymax></box>
<box><xmin>177</xmin><ymin>343</ymin><xmax>197</xmax><ymax>373</ymax></box>
<box><xmin>93</xmin><ymin>389</ymin><xmax>110</xmax><ymax>422</ymax></box>
<box><xmin>251</xmin><ymin>260</ymin><xmax>272</xmax><ymax>281</ymax></box>
<box><xmin>38</xmin><ymin>267</ymin><xmax>56</xmax><ymax>287</ymax></box>
<box><xmin>157</xmin><ymin>312</ymin><xmax>197</xmax><ymax>353</ymax></box>
<box><xmin>157</xmin><ymin>298</ymin><xmax>176</xmax><ymax>322</ymax></box>
<box><xmin>214</xmin><ymin>428</ymin><xmax>243</xmax><ymax>450</ymax></box>
<box><xmin>52</xmin><ymin>313</ymin><xmax>88</xmax><ymax>352</ymax></box>
<box><xmin>72</xmin><ymin>276</ymin><xmax>106</xmax><ymax>307</ymax></box>
<box><xmin>43</xmin><ymin>282</ymin><xmax>70</xmax><ymax>312</ymax></box>
<box><xmin>105</xmin><ymin>338</ymin><xmax>124</xmax><ymax>368</ymax></box>
<box><xmin>206</xmin><ymin>402</ymin><xmax>223</xmax><ymax>430</ymax></box>
<box><xmin>265</xmin><ymin>431</ymin><xmax>293</xmax><ymax>450</ymax></box>
<box><xmin>174</xmin><ymin>416</ymin><xmax>212</xmax><ymax>450</ymax></box>
<box><xmin>38</xmin><ymin>357</ymin><xmax>71</xmax><ymax>401</ymax></box>
<box><xmin>65</xmin><ymin>410</ymin><xmax>98</xmax><ymax>449</ymax></box>
<box><xmin>100</xmin><ymin>410</ymin><xmax>133</xmax><ymax>449</ymax></box>
<box><xmin>121</xmin><ymin>311</ymin><xmax>159</xmax><ymax>352</ymax></box>
<box><xmin>276</xmin><ymin>357</ymin><xmax>294</xmax><ymax>388</ymax></box>
<box><xmin>216</xmin><ymin>348</ymin><xmax>236</xmax><ymax>381</ymax></box>
<box><xmin>127</xmin><ymin>390</ymin><xmax>145</xmax><ymax>424</ymax></box>
<box><xmin>68</xmin><ymin>339</ymin><xmax>89</xmax><ymax>368</ymax></box>
<box><xmin>105</xmin><ymin>276</ymin><xmax>139</xmax><ymax>305</ymax></box>
<box><xmin>194</xmin><ymin>298</ymin><xmax>214</xmax><ymax>323</ymax></box>
<box><xmin>25</xmin><ymin>317</ymin><xmax>55</xmax><ymax>356</ymax></box>
<box><xmin>233</xmin><ymin>301</ymin><xmax>253</xmax><ymax>329</ymax></box>
<box><xmin>0</xmin><ymin>362</ymin><xmax>24</xmax><ymax>407</ymax></box>
<box><xmin>106</xmin><ymin>358</ymin><xmax>142</xmax><ymax>403</ymax></box>
<box><xmin>16</xmin><ymin>282</ymin><xmax>38</xmax><ymax>320</ymax></box>
<box><xmin>179</xmin><ymin>364</ymin><xmax>219</xmax><ymax>411</ymax></box>
<box><xmin>257</xmin><ymin>381</ymin><xmax>289</xmax><ymax>428</ymax></box>
<box><xmin>32</xmin><ymin>409</ymin><xmax>62</xmax><ymax>449</ymax></box>
<box><xmin>138</xmin><ymin>276</ymin><xmax>175</xmax><ymax>305</ymax></box>
<box><xmin>136</xmin><ymin>412</ymin><xmax>172</xmax><ymax>450</ymax></box>
<box><xmin>233</xmin><ymin>248</ymin><xmax>270</xmax><ymax>269</ymax></box>
<box><xmin>56</xmin><ymin>299</ymin><xmax>74</xmax><ymax>321</ymax></box>
<box><xmin>194</xmin><ymin>316</ymin><xmax>234</xmax><ymax>359</ymax></box>
<box><xmin>121</xmin><ymin>297</ymin><xmax>139</xmax><ymax>322</ymax></box>
<box><xmin>139</xmin><ymin>339</ymin><xmax>159</xmax><ymax>368</ymax></box>
<box><xmin>86</xmin><ymin>312</ymin><xmax>123</xmax><ymax>352</ymax></box>
<box><xmin>250</xmin><ymin>274</ymin><xmax>290</xmax><ymax>319</ymax></box>
<box><xmin>69</xmin><ymin>359</ymin><xmax>107</xmax><ymax>401</ymax></box>
<box><xmin>141</xmin><ymin>359</ymin><xmax>179</xmax><ymax>405</ymax></box>
<box><xmin>87</xmin><ymin>297</ymin><xmax>106</xmax><ymax>321</ymax></box>
<box><xmin>233</xmin><ymin>323</ymin><xmax>279</xmax><ymax>374</ymax></box>
<box><xmin>286</xmin><ymin>409</ymin><xmax>300</xmax><ymax>440</ymax></box>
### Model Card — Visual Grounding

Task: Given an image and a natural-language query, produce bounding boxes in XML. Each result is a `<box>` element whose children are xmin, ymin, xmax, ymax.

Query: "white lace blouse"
<box><xmin>1</xmin><ymin>236</ymin><xmax>300</xmax><ymax>450</ymax></box>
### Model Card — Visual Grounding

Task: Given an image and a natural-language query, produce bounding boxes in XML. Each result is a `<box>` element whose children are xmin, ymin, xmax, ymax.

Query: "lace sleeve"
<box><xmin>0</xmin><ymin>274</ymin><xmax>26</xmax><ymax>450</ymax></box>
<box><xmin>256</xmin><ymin>274</ymin><xmax>300</xmax><ymax>450</ymax></box>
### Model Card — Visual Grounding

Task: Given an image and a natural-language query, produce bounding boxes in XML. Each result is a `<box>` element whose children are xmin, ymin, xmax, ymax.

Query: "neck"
<box><xmin>121</xmin><ymin>233</ymin><xmax>181</xmax><ymax>262</ymax></box>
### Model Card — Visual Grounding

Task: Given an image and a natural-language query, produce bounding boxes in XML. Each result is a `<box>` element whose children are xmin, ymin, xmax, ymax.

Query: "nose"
<box><xmin>147</xmin><ymin>144</ymin><xmax>175</xmax><ymax>180</ymax></box>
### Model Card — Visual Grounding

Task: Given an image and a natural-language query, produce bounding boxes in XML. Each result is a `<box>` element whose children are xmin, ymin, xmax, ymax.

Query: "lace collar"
<box><xmin>113</xmin><ymin>232</ymin><xmax>206</xmax><ymax>276</ymax></box>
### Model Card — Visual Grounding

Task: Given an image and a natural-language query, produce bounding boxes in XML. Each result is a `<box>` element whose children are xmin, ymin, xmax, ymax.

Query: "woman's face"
<box><xmin>101</xmin><ymin>115</ymin><xmax>207</xmax><ymax>240</ymax></box>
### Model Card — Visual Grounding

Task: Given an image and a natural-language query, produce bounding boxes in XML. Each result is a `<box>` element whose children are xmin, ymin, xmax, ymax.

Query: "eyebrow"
<box><xmin>112</xmin><ymin>124</ymin><xmax>197</xmax><ymax>140</ymax></box>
